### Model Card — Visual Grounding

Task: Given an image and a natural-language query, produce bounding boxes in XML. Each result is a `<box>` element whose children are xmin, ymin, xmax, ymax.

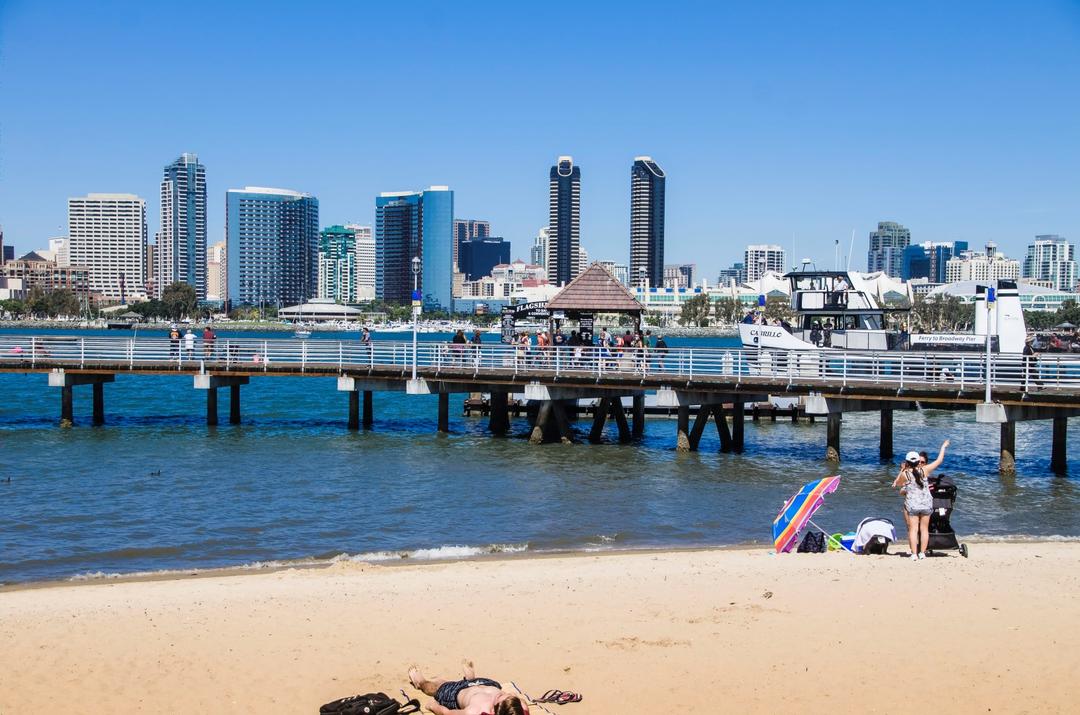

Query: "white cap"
<box><xmin>905</xmin><ymin>451</ymin><xmax>921</xmax><ymax>462</ymax></box>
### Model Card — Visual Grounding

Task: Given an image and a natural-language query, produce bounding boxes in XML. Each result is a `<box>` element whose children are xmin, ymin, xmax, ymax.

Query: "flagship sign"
<box><xmin>500</xmin><ymin>301</ymin><xmax>550</xmax><ymax>343</ymax></box>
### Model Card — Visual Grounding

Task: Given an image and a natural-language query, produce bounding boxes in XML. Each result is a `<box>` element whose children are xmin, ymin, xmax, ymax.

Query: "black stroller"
<box><xmin>926</xmin><ymin>475</ymin><xmax>969</xmax><ymax>558</ymax></box>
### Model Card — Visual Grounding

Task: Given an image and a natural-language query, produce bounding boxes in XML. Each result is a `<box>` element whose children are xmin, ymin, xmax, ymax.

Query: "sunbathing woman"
<box><xmin>893</xmin><ymin>440</ymin><xmax>949</xmax><ymax>560</ymax></box>
<box><xmin>409</xmin><ymin>661</ymin><xmax>528</xmax><ymax>715</ymax></box>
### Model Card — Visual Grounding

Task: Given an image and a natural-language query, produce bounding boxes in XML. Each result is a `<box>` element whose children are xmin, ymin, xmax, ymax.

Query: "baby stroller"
<box><xmin>926</xmin><ymin>475</ymin><xmax>969</xmax><ymax>558</ymax></box>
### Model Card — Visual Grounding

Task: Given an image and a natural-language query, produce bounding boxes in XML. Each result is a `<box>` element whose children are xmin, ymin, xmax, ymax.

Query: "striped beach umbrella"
<box><xmin>772</xmin><ymin>476</ymin><xmax>842</xmax><ymax>553</ymax></box>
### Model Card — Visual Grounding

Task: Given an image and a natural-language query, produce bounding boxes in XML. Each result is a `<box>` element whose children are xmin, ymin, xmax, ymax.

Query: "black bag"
<box><xmin>320</xmin><ymin>692</ymin><xmax>421</xmax><ymax>715</ymax></box>
<box><xmin>863</xmin><ymin>535</ymin><xmax>890</xmax><ymax>555</ymax></box>
<box><xmin>797</xmin><ymin>531</ymin><xmax>826</xmax><ymax>553</ymax></box>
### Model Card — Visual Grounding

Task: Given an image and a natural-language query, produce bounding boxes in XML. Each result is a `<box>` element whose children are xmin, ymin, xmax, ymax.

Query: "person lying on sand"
<box><xmin>409</xmin><ymin>660</ymin><xmax>529</xmax><ymax>715</ymax></box>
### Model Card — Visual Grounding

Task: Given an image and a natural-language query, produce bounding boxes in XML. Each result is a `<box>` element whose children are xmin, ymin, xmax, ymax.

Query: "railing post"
<box><xmin>301</xmin><ymin>340</ymin><xmax>307</xmax><ymax>372</ymax></box>
<box><xmin>80</xmin><ymin>338</ymin><xmax>85</xmax><ymax>368</ymax></box>
<box><xmin>31</xmin><ymin>337</ymin><xmax>36</xmax><ymax>368</ymax></box>
<box><xmin>338</xmin><ymin>342</ymin><xmax>343</xmax><ymax>370</ymax></box>
<box><xmin>688</xmin><ymin>349</ymin><xmax>693</xmax><ymax>380</ymax></box>
<box><xmin>555</xmin><ymin>347</ymin><xmax>560</xmax><ymax>377</ymax></box>
<box><xmin>263</xmin><ymin>340</ymin><xmax>269</xmax><ymax>372</ymax></box>
<box><xmin>129</xmin><ymin>338</ymin><xmax>135</xmax><ymax>369</ymax></box>
<box><xmin>842</xmin><ymin>354</ymin><xmax>847</xmax><ymax>386</ymax></box>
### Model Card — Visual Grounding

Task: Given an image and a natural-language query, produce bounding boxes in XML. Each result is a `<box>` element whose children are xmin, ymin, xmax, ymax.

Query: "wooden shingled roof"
<box><xmin>547</xmin><ymin>263</ymin><xmax>645</xmax><ymax>313</ymax></box>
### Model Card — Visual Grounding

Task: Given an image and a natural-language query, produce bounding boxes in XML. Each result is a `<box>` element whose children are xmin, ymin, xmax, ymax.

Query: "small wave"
<box><xmin>964</xmin><ymin>533</ymin><xmax>1080</xmax><ymax>543</ymax></box>
<box><xmin>67</xmin><ymin>559</ymin><xmax>291</xmax><ymax>582</ymax></box>
<box><xmin>335</xmin><ymin>543</ymin><xmax>529</xmax><ymax>563</ymax></box>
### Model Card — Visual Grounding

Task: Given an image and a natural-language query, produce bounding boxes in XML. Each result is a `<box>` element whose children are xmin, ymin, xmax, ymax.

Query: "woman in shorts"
<box><xmin>893</xmin><ymin>440</ymin><xmax>950</xmax><ymax>560</ymax></box>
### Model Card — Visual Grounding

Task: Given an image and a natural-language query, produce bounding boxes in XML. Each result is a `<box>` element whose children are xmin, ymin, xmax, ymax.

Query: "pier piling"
<box><xmin>60</xmin><ymin>386</ymin><xmax>73</xmax><ymax>426</ymax></box>
<box><xmin>207</xmin><ymin>388</ymin><xmax>219</xmax><ymax>426</ymax></box>
<box><xmin>732</xmin><ymin>400</ymin><xmax>745</xmax><ymax>453</ymax></box>
<box><xmin>230</xmin><ymin>385</ymin><xmax>241</xmax><ymax>425</ymax></box>
<box><xmin>676</xmin><ymin>405</ymin><xmax>691</xmax><ymax>452</ymax></box>
<box><xmin>438</xmin><ymin>393</ymin><xmax>450</xmax><ymax>433</ymax></box>
<box><xmin>715</xmin><ymin>406</ymin><xmax>734</xmax><ymax>452</ymax></box>
<box><xmin>826</xmin><ymin>413</ymin><xmax>841</xmax><ymax>462</ymax></box>
<box><xmin>632</xmin><ymin>395</ymin><xmax>645</xmax><ymax>439</ymax></box>
<box><xmin>363</xmin><ymin>390</ymin><xmax>373</xmax><ymax>430</ymax></box>
<box><xmin>879</xmin><ymin>408</ymin><xmax>893</xmax><ymax>460</ymax></box>
<box><xmin>1000</xmin><ymin>421</ymin><xmax>1016</xmax><ymax>476</ymax></box>
<box><xmin>489</xmin><ymin>391</ymin><xmax>509</xmax><ymax>435</ymax></box>
<box><xmin>92</xmin><ymin>382</ymin><xmax>105</xmax><ymax>426</ymax></box>
<box><xmin>348</xmin><ymin>391</ymin><xmax>359</xmax><ymax>431</ymax></box>
<box><xmin>1051</xmin><ymin>416</ymin><xmax>1068</xmax><ymax>474</ymax></box>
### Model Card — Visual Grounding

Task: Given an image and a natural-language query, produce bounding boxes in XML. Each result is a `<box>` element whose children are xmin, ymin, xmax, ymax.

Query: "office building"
<box><xmin>530</xmin><ymin>228</ymin><xmax>549</xmax><ymax>269</ymax></box>
<box><xmin>318</xmin><ymin>225</ymin><xmax>360</xmax><ymax>304</ymax></box>
<box><xmin>547</xmin><ymin>156</ymin><xmax>581</xmax><ymax>285</ymax></box>
<box><xmin>901</xmin><ymin>241</ymin><xmax>969</xmax><ymax>283</ymax></box>
<box><xmin>718</xmin><ymin>261</ymin><xmax>745</xmax><ymax>286</ymax></box>
<box><xmin>744</xmin><ymin>245</ymin><xmax>786</xmax><ymax>283</ymax></box>
<box><xmin>945</xmin><ymin>249</ymin><xmax>1020</xmax><ymax>283</ymax></box>
<box><xmin>350</xmin><ymin>224</ymin><xmax>376</xmax><ymax>301</ymax></box>
<box><xmin>375</xmin><ymin>187</ymin><xmax>454</xmax><ymax>309</ymax></box>
<box><xmin>47</xmin><ymin>238</ymin><xmax>70</xmax><ymax>267</ymax></box>
<box><xmin>0</xmin><ymin>251</ymin><xmax>90</xmax><ymax>301</ymax></box>
<box><xmin>597</xmin><ymin>260</ymin><xmax>630</xmax><ymax>286</ymax></box>
<box><xmin>0</xmin><ymin>226</ymin><xmax>7</xmax><ymax>264</ymax></box>
<box><xmin>225</xmin><ymin>187</ymin><xmax>319</xmax><ymax>307</ymax></box>
<box><xmin>577</xmin><ymin>245</ymin><xmax>589</xmax><ymax>276</ymax></box>
<box><xmin>453</xmin><ymin>219</ymin><xmax>490</xmax><ymax>271</ymax></box>
<box><xmin>68</xmin><ymin>193</ymin><xmax>147</xmax><ymax>302</ymax></box>
<box><xmin>1022</xmin><ymin>235</ymin><xmax>1076</xmax><ymax>292</ymax></box>
<box><xmin>158</xmin><ymin>153</ymin><xmax>207</xmax><ymax>299</ymax></box>
<box><xmin>207</xmin><ymin>240</ymin><xmax>226</xmax><ymax>302</ymax></box>
<box><xmin>630</xmin><ymin>156</ymin><xmax>666</xmax><ymax>288</ymax></box>
<box><xmin>459</xmin><ymin>236</ymin><xmax>510</xmax><ymax>281</ymax></box>
<box><xmin>867</xmin><ymin>221</ymin><xmax>911</xmax><ymax>277</ymax></box>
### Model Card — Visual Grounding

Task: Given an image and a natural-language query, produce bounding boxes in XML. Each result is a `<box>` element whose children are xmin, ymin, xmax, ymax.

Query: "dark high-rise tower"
<box><xmin>630</xmin><ymin>156</ymin><xmax>665</xmax><ymax>287</ymax></box>
<box><xmin>159</xmin><ymin>153</ymin><xmax>207</xmax><ymax>299</ymax></box>
<box><xmin>547</xmin><ymin>156</ymin><xmax>581</xmax><ymax>285</ymax></box>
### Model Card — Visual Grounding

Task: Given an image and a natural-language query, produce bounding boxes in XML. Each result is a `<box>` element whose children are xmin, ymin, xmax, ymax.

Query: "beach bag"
<box><xmin>320</xmin><ymin>692</ymin><xmax>421</xmax><ymax>715</ymax></box>
<box><xmin>797</xmin><ymin>532</ymin><xmax>826</xmax><ymax>553</ymax></box>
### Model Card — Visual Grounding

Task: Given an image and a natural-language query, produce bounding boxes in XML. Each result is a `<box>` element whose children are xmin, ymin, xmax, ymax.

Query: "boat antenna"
<box><xmin>834</xmin><ymin>239</ymin><xmax>839</xmax><ymax>270</ymax></box>
<box><xmin>846</xmin><ymin>229</ymin><xmax>856</xmax><ymax>273</ymax></box>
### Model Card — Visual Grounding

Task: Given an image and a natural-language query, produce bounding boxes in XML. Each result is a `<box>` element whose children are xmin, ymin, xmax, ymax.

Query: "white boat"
<box><xmin>739</xmin><ymin>270</ymin><xmax>1026</xmax><ymax>354</ymax></box>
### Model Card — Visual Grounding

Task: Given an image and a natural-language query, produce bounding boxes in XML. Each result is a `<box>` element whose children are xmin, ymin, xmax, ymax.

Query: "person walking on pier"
<box><xmin>202</xmin><ymin>325</ymin><xmax>216</xmax><ymax>359</ymax></box>
<box><xmin>894</xmin><ymin>440</ymin><xmax>949</xmax><ymax>560</ymax></box>
<box><xmin>169</xmin><ymin>325</ymin><xmax>180</xmax><ymax>360</ymax></box>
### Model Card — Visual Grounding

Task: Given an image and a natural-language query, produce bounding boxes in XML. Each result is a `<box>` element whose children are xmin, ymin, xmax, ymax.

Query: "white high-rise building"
<box><xmin>158</xmin><ymin>153</ymin><xmax>207</xmax><ymax>299</ymax></box>
<box><xmin>530</xmin><ymin>228</ymin><xmax>549</xmax><ymax>269</ymax></box>
<box><xmin>68</xmin><ymin>193</ymin><xmax>147</xmax><ymax>302</ymax></box>
<box><xmin>48</xmin><ymin>237</ymin><xmax>70</xmax><ymax>267</ymax></box>
<box><xmin>207</xmin><ymin>240</ymin><xmax>226</xmax><ymax>302</ymax></box>
<box><xmin>1022</xmin><ymin>235</ymin><xmax>1076</xmax><ymax>292</ymax></box>
<box><xmin>744</xmin><ymin>245</ymin><xmax>787</xmax><ymax>283</ymax></box>
<box><xmin>348</xmin><ymin>223</ymin><xmax>376</xmax><ymax>301</ymax></box>
<box><xmin>577</xmin><ymin>245</ymin><xmax>589</xmax><ymax>276</ymax></box>
<box><xmin>945</xmin><ymin>250</ymin><xmax>1021</xmax><ymax>283</ymax></box>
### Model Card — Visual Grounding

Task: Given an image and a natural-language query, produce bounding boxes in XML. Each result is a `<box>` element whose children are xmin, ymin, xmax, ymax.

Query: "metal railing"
<box><xmin>2</xmin><ymin>335</ymin><xmax>1080</xmax><ymax>392</ymax></box>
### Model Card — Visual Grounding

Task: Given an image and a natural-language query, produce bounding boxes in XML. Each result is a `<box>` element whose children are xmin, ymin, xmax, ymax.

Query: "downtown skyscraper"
<box><xmin>630</xmin><ymin>156</ymin><xmax>665</xmax><ymax>288</ymax></box>
<box><xmin>225</xmin><ymin>187</ymin><xmax>319</xmax><ymax>307</ymax></box>
<box><xmin>375</xmin><ymin>187</ymin><xmax>454</xmax><ymax>309</ymax></box>
<box><xmin>157</xmin><ymin>153</ymin><xmax>207</xmax><ymax>299</ymax></box>
<box><xmin>68</xmin><ymin>193</ymin><xmax>147</xmax><ymax>301</ymax></box>
<box><xmin>547</xmin><ymin>156</ymin><xmax>581</xmax><ymax>286</ymax></box>
<box><xmin>867</xmin><ymin>221</ymin><xmax>911</xmax><ymax>277</ymax></box>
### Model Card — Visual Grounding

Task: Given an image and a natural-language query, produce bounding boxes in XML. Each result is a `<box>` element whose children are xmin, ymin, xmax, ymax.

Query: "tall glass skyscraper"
<box><xmin>225</xmin><ymin>187</ymin><xmax>319</xmax><ymax>308</ymax></box>
<box><xmin>867</xmin><ymin>221</ymin><xmax>911</xmax><ymax>277</ymax></box>
<box><xmin>453</xmin><ymin>219</ymin><xmax>490</xmax><ymax>272</ymax></box>
<box><xmin>158</xmin><ymin>153</ymin><xmax>207</xmax><ymax>299</ymax></box>
<box><xmin>375</xmin><ymin>186</ymin><xmax>454</xmax><ymax>310</ymax></box>
<box><xmin>630</xmin><ymin>156</ymin><xmax>665</xmax><ymax>287</ymax></box>
<box><xmin>547</xmin><ymin>156</ymin><xmax>581</xmax><ymax>286</ymax></box>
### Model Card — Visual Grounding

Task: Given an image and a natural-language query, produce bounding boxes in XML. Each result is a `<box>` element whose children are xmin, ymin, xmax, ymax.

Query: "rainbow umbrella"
<box><xmin>773</xmin><ymin>476</ymin><xmax>842</xmax><ymax>553</ymax></box>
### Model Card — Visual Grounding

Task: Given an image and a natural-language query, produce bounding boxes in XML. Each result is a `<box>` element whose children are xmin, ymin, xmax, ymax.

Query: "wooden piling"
<box><xmin>348</xmin><ymin>391</ymin><xmax>359</xmax><ymax>431</ymax></box>
<box><xmin>1051</xmin><ymin>416</ymin><xmax>1068</xmax><ymax>474</ymax></box>
<box><xmin>826</xmin><ymin>413</ymin><xmax>841</xmax><ymax>462</ymax></box>
<box><xmin>714</xmin><ymin>405</ymin><xmax>733</xmax><ymax>452</ymax></box>
<box><xmin>207</xmin><ymin>388</ymin><xmax>219</xmax><ymax>426</ymax></box>
<box><xmin>60</xmin><ymin>385</ymin><xmax>73</xmax><ymax>427</ymax></box>
<box><xmin>879</xmin><ymin>408</ymin><xmax>893</xmax><ymax>460</ymax></box>
<box><xmin>732</xmin><ymin>400</ymin><xmax>745</xmax><ymax>453</ymax></box>
<box><xmin>489</xmin><ymin>391</ymin><xmax>509</xmax><ymax>435</ymax></box>
<box><xmin>362</xmin><ymin>390</ymin><xmax>373</xmax><ymax>430</ymax></box>
<box><xmin>589</xmin><ymin>398</ymin><xmax>609</xmax><ymax>442</ymax></box>
<box><xmin>92</xmin><ymin>381</ymin><xmax>105</xmax><ymax>426</ymax></box>
<box><xmin>676</xmin><ymin>405</ymin><xmax>691</xmax><ymax>452</ymax></box>
<box><xmin>438</xmin><ymin>393</ymin><xmax>450</xmax><ymax>433</ymax></box>
<box><xmin>229</xmin><ymin>384</ymin><xmax>241</xmax><ymax>425</ymax></box>
<box><xmin>632</xmin><ymin>394</ymin><xmax>645</xmax><ymax>439</ymax></box>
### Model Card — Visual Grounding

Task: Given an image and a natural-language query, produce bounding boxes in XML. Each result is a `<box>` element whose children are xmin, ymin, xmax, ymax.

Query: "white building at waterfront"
<box><xmin>68</xmin><ymin>193</ymin><xmax>147</xmax><ymax>302</ymax></box>
<box><xmin>1022</xmin><ymin>235</ymin><xmax>1076</xmax><ymax>292</ymax></box>
<box><xmin>206</xmin><ymin>240</ymin><xmax>226</xmax><ymax>302</ymax></box>
<box><xmin>945</xmin><ymin>248</ymin><xmax>1021</xmax><ymax>283</ymax></box>
<box><xmin>744</xmin><ymin>245</ymin><xmax>787</xmax><ymax>283</ymax></box>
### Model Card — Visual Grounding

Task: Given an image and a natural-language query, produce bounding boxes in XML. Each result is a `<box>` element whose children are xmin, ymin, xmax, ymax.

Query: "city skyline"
<box><xmin>1</xmin><ymin>2</ymin><xmax>1077</xmax><ymax>279</ymax></box>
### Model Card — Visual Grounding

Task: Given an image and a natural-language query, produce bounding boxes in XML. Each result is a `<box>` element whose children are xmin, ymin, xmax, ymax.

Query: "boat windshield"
<box><xmin>801</xmin><ymin>314</ymin><xmax>883</xmax><ymax>331</ymax></box>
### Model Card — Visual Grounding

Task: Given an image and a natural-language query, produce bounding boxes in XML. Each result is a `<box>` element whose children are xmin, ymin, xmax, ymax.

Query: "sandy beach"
<box><xmin>1</xmin><ymin>543</ymin><xmax>1078</xmax><ymax>714</ymax></box>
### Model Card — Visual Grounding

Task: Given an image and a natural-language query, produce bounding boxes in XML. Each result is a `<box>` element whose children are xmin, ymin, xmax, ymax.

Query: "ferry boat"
<box><xmin>739</xmin><ymin>270</ymin><xmax>1026</xmax><ymax>354</ymax></box>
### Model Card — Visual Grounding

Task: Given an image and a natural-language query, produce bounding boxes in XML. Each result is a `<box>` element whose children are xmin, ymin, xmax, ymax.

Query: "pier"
<box><xmin>3</xmin><ymin>334</ymin><xmax>1080</xmax><ymax>475</ymax></box>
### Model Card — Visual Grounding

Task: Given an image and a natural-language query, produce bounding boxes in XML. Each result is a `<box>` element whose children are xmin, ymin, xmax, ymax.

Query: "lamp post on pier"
<box><xmin>411</xmin><ymin>256</ymin><xmax>421</xmax><ymax>381</ymax></box>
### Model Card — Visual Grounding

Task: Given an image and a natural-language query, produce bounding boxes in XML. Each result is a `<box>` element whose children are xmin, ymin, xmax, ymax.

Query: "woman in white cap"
<box><xmin>893</xmin><ymin>440</ymin><xmax>949</xmax><ymax>560</ymax></box>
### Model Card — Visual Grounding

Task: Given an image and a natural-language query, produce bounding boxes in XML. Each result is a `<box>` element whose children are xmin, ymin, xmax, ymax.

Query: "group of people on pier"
<box><xmin>501</xmin><ymin>327</ymin><xmax>670</xmax><ymax>371</ymax></box>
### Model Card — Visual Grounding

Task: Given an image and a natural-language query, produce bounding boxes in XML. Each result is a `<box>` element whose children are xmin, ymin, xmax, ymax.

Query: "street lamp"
<box><xmin>411</xmin><ymin>256</ymin><xmax>421</xmax><ymax>381</ymax></box>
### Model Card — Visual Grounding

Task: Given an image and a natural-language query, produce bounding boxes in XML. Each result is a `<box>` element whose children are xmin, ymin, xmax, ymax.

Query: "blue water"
<box><xmin>1</xmin><ymin>327</ymin><xmax>1078</xmax><ymax>585</ymax></box>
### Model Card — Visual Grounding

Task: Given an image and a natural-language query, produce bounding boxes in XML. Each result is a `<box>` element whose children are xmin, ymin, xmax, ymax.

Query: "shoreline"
<box><xmin>2</xmin><ymin>542</ymin><xmax>1077</xmax><ymax>713</ymax></box>
<box><xmin>4</xmin><ymin>534</ymin><xmax>1077</xmax><ymax>593</ymax></box>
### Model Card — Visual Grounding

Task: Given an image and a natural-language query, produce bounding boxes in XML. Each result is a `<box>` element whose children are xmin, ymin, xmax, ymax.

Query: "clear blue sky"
<box><xmin>2</xmin><ymin>0</ymin><xmax>1078</xmax><ymax>279</ymax></box>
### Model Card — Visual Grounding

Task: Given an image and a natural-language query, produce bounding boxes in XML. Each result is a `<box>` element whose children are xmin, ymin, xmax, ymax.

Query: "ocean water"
<box><xmin>1</xmin><ymin>327</ymin><xmax>1078</xmax><ymax>585</ymax></box>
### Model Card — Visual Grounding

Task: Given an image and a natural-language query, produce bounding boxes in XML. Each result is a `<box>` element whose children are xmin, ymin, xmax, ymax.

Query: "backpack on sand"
<box><xmin>797</xmin><ymin>531</ymin><xmax>826</xmax><ymax>553</ymax></box>
<box><xmin>320</xmin><ymin>692</ymin><xmax>421</xmax><ymax>715</ymax></box>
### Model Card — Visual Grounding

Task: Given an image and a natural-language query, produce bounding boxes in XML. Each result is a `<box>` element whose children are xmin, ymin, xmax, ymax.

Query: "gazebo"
<box><xmin>545</xmin><ymin>263</ymin><xmax>646</xmax><ymax>340</ymax></box>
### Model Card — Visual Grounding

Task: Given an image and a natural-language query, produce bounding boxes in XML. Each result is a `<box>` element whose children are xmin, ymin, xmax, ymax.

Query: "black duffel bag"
<box><xmin>797</xmin><ymin>531</ymin><xmax>826</xmax><ymax>553</ymax></box>
<box><xmin>320</xmin><ymin>692</ymin><xmax>421</xmax><ymax>715</ymax></box>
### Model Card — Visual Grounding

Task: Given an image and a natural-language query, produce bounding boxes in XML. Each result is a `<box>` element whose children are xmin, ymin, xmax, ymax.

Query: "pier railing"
<box><xmin>2</xmin><ymin>335</ymin><xmax>1080</xmax><ymax>391</ymax></box>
